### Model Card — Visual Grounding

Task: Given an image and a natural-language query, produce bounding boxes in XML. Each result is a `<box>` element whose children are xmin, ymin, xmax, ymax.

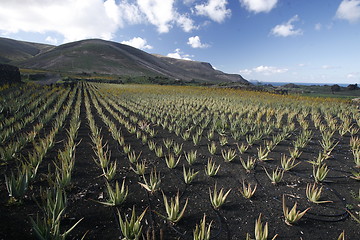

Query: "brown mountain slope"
<box><xmin>0</xmin><ymin>37</ymin><xmax>53</xmax><ymax>63</ymax></box>
<box><xmin>0</xmin><ymin>37</ymin><xmax>248</xmax><ymax>84</ymax></box>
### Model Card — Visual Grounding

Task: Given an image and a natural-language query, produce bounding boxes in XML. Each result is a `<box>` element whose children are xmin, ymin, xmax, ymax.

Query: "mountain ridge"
<box><xmin>0</xmin><ymin>37</ymin><xmax>249</xmax><ymax>84</ymax></box>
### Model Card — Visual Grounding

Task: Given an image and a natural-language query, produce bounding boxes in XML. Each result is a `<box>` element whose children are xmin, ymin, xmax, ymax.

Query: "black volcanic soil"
<box><xmin>0</xmin><ymin>84</ymin><xmax>359</xmax><ymax>240</ymax></box>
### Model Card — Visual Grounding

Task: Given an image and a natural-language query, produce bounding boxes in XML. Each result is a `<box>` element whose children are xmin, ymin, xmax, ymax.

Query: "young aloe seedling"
<box><xmin>184</xmin><ymin>150</ymin><xmax>197</xmax><ymax>165</ymax></box>
<box><xmin>172</xmin><ymin>142</ymin><xmax>183</xmax><ymax>156</ymax></box>
<box><xmin>117</xmin><ymin>206</ymin><xmax>147</xmax><ymax>240</ymax></box>
<box><xmin>193</xmin><ymin>214</ymin><xmax>212</xmax><ymax>240</ymax></box>
<box><xmin>221</xmin><ymin>148</ymin><xmax>237</xmax><ymax>162</ymax></box>
<box><xmin>239</xmin><ymin>181</ymin><xmax>257</xmax><ymax>199</ymax></box>
<box><xmin>253</xmin><ymin>213</ymin><xmax>278</xmax><ymax>240</ymax></box>
<box><xmin>165</xmin><ymin>153</ymin><xmax>181</xmax><ymax>169</ymax></box>
<box><xmin>102</xmin><ymin>161</ymin><xmax>117</xmax><ymax>181</ymax></box>
<box><xmin>138</xmin><ymin>168</ymin><xmax>161</xmax><ymax>193</ymax></box>
<box><xmin>205</xmin><ymin>158</ymin><xmax>220</xmax><ymax>177</ymax></box>
<box><xmin>128</xmin><ymin>150</ymin><xmax>141</xmax><ymax>164</ymax></box>
<box><xmin>236</xmin><ymin>143</ymin><xmax>249</xmax><ymax>154</ymax></box>
<box><xmin>158</xmin><ymin>191</ymin><xmax>188</xmax><ymax>224</ymax></box>
<box><xmin>209</xmin><ymin>183</ymin><xmax>231</xmax><ymax>210</ymax></box>
<box><xmin>257</xmin><ymin>146</ymin><xmax>271</xmax><ymax>161</ymax></box>
<box><xmin>264</xmin><ymin>167</ymin><xmax>284</xmax><ymax>185</ymax></box>
<box><xmin>163</xmin><ymin>138</ymin><xmax>173</xmax><ymax>149</ymax></box>
<box><xmin>130</xmin><ymin>161</ymin><xmax>146</xmax><ymax>176</ymax></box>
<box><xmin>280</xmin><ymin>154</ymin><xmax>300</xmax><ymax>171</ymax></box>
<box><xmin>306</xmin><ymin>183</ymin><xmax>332</xmax><ymax>204</ymax></box>
<box><xmin>207</xmin><ymin>141</ymin><xmax>217</xmax><ymax>155</ymax></box>
<box><xmin>240</xmin><ymin>156</ymin><xmax>256</xmax><ymax>173</ymax></box>
<box><xmin>183</xmin><ymin>166</ymin><xmax>199</xmax><ymax>184</ymax></box>
<box><xmin>98</xmin><ymin>180</ymin><xmax>128</xmax><ymax>207</ymax></box>
<box><xmin>313</xmin><ymin>163</ymin><xmax>329</xmax><ymax>183</ymax></box>
<box><xmin>155</xmin><ymin>145</ymin><xmax>163</xmax><ymax>158</ymax></box>
<box><xmin>282</xmin><ymin>195</ymin><xmax>310</xmax><ymax>226</ymax></box>
<box><xmin>5</xmin><ymin>170</ymin><xmax>29</xmax><ymax>203</ymax></box>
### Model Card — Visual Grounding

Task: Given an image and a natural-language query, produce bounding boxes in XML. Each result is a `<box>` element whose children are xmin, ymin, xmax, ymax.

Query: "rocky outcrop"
<box><xmin>0</xmin><ymin>64</ymin><xmax>21</xmax><ymax>85</ymax></box>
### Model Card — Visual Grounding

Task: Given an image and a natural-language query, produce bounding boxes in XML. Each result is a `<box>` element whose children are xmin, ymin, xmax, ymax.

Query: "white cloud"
<box><xmin>240</xmin><ymin>0</ymin><xmax>278</xmax><ymax>13</ymax></box>
<box><xmin>187</xmin><ymin>36</ymin><xmax>209</xmax><ymax>48</ymax></box>
<box><xmin>137</xmin><ymin>0</ymin><xmax>174</xmax><ymax>33</ymax></box>
<box><xmin>0</xmin><ymin>0</ymin><xmax>142</xmax><ymax>42</ymax></box>
<box><xmin>239</xmin><ymin>69</ymin><xmax>252</xmax><ymax>75</ymax></box>
<box><xmin>195</xmin><ymin>0</ymin><xmax>231</xmax><ymax>23</ymax></box>
<box><xmin>314</xmin><ymin>23</ymin><xmax>322</xmax><ymax>30</ymax></box>
<box><xmin>45</xmin><ymin>36</ymin><xmax>58</xmax><ymax>45</ymax></box>
<box><xmin>347</xmin><ymin>72</ymin><xmax>359</xmax><ymax>79</ymax></box>
<box><xmin>240</xmin><ymin>65</ymin><xmax>288</xmax><ymax>76</ymax></box>
<box><xmin>121</xmin><ymin>37</ymin><xmax>153</xmax><ymax>50</ymax></box>
<box><xmin>271</xmin><ymin>15</ymin><xmax>303</xmax><ymax>37</ymax></box>
<box><xmin>167</xmin><ymin>48</ymin><xmax>192</xmax><ymax>60</ymax></box>
<box><xmin>137</xmin><ymin>0</ymin><xmax>196</xmax><ymax>33</ymax></box>
<box><xmin>176</xmin><ymin>14</ymin><xmax>197</xmax><ymax>32</ymax></box>
<box><xmin>336</xmin><ymin>0</ymin><xmax>360</xmax><ymax>23</ymax></box>
<box><xmin>254</xmin><ymin>65</ymin><xmax>288</xmax><ymax>74</ymax></box>
<box><xmin>0</xmin><ymin>0</ymin><xmax>196</xmax><ymax>42</ymax></box>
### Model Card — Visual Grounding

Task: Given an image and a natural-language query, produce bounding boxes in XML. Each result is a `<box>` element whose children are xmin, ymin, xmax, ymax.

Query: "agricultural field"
<box><xmin>0</xmin><ymin>82</ymin><xmax>359</xmax><ymax>240</ymax></box>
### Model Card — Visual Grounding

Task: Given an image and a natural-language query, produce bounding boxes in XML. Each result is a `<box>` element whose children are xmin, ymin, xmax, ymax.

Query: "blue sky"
<box><xmin>0</xmin><ymin>0</ymin><xmax>359</xmax><ymax>84</ymax></box>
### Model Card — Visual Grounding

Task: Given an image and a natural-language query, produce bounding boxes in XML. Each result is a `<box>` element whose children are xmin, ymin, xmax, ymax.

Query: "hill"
<box><xmin>0</xmin><ymin>37</ymin><xmax>53</xmax><ymax>63</ymax></box>
<box><xmin>0</xmin><ymin>37</ymin><xmax>248</xmax><ymax>84</ymax></box>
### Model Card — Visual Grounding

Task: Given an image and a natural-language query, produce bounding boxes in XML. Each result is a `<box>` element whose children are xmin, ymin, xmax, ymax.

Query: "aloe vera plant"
<box><xmin>165</xmin><ymin>153</ymin><xmax>181</xmax><ymax>169</ymax></box>
<box><xmin>207</xmin><ymin>141</ymin><xmax>217</xmax><ymax>155</ymax></box>
<box><xmin>205</xmin><ymin>158</ymin><xmax>220</xmax><ymax>177</ymax></box>
<box><xmin>219</xmin><ymin>136</ymin><xmax>228</xmax><ymax>146</ymax></box>
<box><xmin>158</xmin><ymin>191</ymin><xmax>188</xmax><ymax>224</ymax></box>
<box><xmin>353</xmin><ymin>148</ymin><xmax>360</xmax><ymax>168</ymax></box>
<box><xmin>240</xmin><ymin>156</ymin><xmax>256</xmax><ymax>173</ymax></box>
<box><xmin>209</xmin><ymin>183</ymin><xmax>231</xmax><ymax>210</ymax></box>
<box><xmin>183</xmin><ymin>166</ymin><xmax>199</xmax><ymax>184</ymax></box>
<box><xmin>5</xmin><ymin>170</ymin><xmax>29</xmax><ymax>203</ymax></box>
<box><xmin>138</xmin><ymin>168</ymin><xmax>161</xmax><ymax>193</ymax></box>
<box><xmin>30</xmin><ymin>214</ymin><xmax>83</xmax><ymax>240</ymax></box>
<box><xmin>99</xmin><ymin>180</ymin><xmax>128</xmax><ymax>206</ymax></box>
<box><xmin>253</xmin><ymin>213</ymin><xmax>278</xmax><ymax>240</ymax></box>
<box><xmin>163</xmin><ymin>138</ymin><xmax>173</xmax><ymax>149</ymax></box>
<box><xmin>30</xmin><ymin>187</ymin><xmax>83</xmax><ymax>240</ymax></box>
<box><xmin>280</xmin><ymin>154</ymin><xmax>300</xmax><ymax>171</ymax></box>
<box><xmin>184</xmin><ymin>150</ymin><xmax>197</xmax><ymax>165</ymax></box>
<box><xmin>313</xmin><ymin>163</ymin><xmax>329</xmax><ymax>183</ymax></box>
<box><xmin>128</xmin><ymin>150</ymin><xmax>141</xmax><ymax>164</ymax></box>
<box><xmin>306</xmin><ymin>183</ymin><xmax>332</xmax><ymax>204</ymax></box>
<box><xmin>264</xmin><ymin>167</ymin><xmax>284</xmax><ymax>185</ymax></box>
<box><xmin>193</xmin><ymin>214</ymin><xmax>212</xmax><ymax>240</ymax></box>
<box><xmin>102</xmin><ymin>161</ymin><xmax>117</xmax><ymax>181</ymax></box>
<box><xmin>239</xmin><ymin>181</ymin><xmax>257</xmax><ymax>199</ymax></box>
<box><xmin>221</xmin><ymin>148</ymin><xmax>237</xmax><ymax>162</ymax></box>
<box><xmin>117</xmin><ymin>206</ymin><xmax>147</xmax><ymax>240</ymax></box>
<box><xmin>130</xmin><ymin>161</ymin><xmax>146</xmax><ymax>175</ymax></box>
<box><xmin>282</xmin><ymin>195</ymin><xmax>310</xmax><ymax>226</ymax></box>
<box><xmin>154</xmin><ymin>145</ymin><xmax>163</xmax><ymax>158</ymax></box>
<box><xmin>172</xmin><ymin>142</ymin><xmax>183</xmax><ymax>156</ymax></box>
<box><xmin>236</xmin><ymin>143</ymin><xmax>248</xmax><ymax>154</ymax></box>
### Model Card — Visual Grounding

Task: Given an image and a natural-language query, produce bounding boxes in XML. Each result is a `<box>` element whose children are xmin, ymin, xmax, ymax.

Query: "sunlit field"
<box><xmin>1</xmin><ymin>82</ymin><xmax>359</xmax><ymax>239</ymax></box>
